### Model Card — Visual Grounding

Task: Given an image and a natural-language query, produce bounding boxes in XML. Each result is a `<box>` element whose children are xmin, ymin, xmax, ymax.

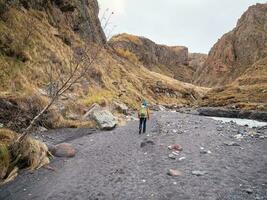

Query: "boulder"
<box><xmin>113</xmin><ymin>101</ymin><xmax>128</xmax><ymax>115</ymax></box>
<box><xmin>51</xmin><ymin>143</ymin><xmax>76</xmax><ymax>158</ymax></box>
<box><xmin>83</xmin><ymin>103</ymin><xmax>117</xmax><ymax>130</ymax></box>
<box><xmin>92</xmin><ymin>110</ymin><xmax>117</xmax><ymax>130</ymax></box>
<box><xmin>152</xmin><ymin>105</ymin><xmax>166</xmax><ymax>111</ymax></box>
<box><xmin>83</xmin><ymin>103</ymin><xmax>101</xmax><ymax>120</ymax></box>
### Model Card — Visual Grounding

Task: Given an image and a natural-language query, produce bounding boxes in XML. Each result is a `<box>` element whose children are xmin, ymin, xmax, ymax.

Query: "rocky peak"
<box><xmin>194</xmin><ymin>3</ymin><xmax>267</xmax><ymax>87</ymax></box>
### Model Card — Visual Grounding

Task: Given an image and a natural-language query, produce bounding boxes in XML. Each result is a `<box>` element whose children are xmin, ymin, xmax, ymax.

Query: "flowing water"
<box><xmin>208</xmin><ymin>117</ymin><xmax>267</xmax><ymax>128</ymax></box>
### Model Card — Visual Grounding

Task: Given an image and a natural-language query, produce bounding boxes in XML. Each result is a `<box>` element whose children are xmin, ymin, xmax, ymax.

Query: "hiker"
<box><xmin>138</xmin><ymin>100</ymin><xmax>150</xmax><ymax>134</ymax></box>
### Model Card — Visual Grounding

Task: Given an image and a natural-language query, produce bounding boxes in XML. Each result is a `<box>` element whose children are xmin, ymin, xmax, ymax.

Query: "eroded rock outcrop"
<box><xmin>0</xmin><ymin>0</ymin><xmax>106</xmax><ymax>46</ymax></box>
<box><xmin>194</xmin><ymin>3</ymin><xmax>267</xmax><ymax>87</ymax></box>
<box><xmin>189</xmin><ymin>53</ymin><xmax>207</xmax><ymax>71</ymax></box>
<box><xmin>109</xmin><ymin>33</ymin><xmax>195</xmax><ymax>83</ymax></box>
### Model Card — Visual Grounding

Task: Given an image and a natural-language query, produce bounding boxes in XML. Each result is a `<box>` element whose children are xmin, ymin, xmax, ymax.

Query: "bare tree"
<box><xmin>16</xmin><ymin>7</ymin><xmax>114</xmax><ymax>142</ymax></box>
<box><xmin>17</xmin><ymin>44</ymin><xmax>102</xmax><ymax>142</ymax></box>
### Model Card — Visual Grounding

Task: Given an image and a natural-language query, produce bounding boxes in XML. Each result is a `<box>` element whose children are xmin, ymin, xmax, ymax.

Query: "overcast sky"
<box><xmin>98</xmin><ymin>0</ymin><xmax>266</xmax><ymax>53</ymax></box>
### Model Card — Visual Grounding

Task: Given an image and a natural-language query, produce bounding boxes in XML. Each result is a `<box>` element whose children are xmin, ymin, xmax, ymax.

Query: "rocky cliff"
<box><xmin>201</xmin><ymin>57</ymin><xmax>267</xmax><ymax>110</ymax></box>
<box><xmin>188</xmin><ymin>53</ymin><xmax>207</xmax><ymax>71</ymax></box>
<box><xmin>109</xmin><ymin>33</ymin><xmax>196</xmax><ymax>83</ymax></box>
<box><xmin>194</xmin><ymin>3</ymin><xmax>267</xmax><ymax>87</ymax></box>
<box><xmin>0</xmin><ymin>0</ymin><xmax>106</xmax><ymax>44</ymax></box>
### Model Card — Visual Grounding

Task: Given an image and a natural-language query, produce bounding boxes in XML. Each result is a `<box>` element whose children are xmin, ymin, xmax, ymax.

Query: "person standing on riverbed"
<box><xmin>138</xmin><ymin>100</ymin><xmax>150</xmax><ymax>134</ymax></box>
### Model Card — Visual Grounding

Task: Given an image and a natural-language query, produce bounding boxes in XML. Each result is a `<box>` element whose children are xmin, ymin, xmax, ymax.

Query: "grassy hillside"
<box><xmin>0</xmin><ymin>2</ymin><xmax>207</xmax><ymax>131</ymax></box>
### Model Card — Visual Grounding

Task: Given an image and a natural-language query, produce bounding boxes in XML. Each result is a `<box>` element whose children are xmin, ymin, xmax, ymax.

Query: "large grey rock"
<box><xmin>92</xmin><ymin>110</ymin><xmax>117</xmax><ymax>130</ymax></box>
<box><xmin>152</xmin><ymin>105</ymin><xmax>166</xmax><ymax>111</ymax></box>
<box><xmin>83</xmin><ymin>103</ymin><xmax>101</xmax><ymax>120</ymax></box>
<box><xmin>112</xmin><ymin>101</ymin><xmax>128</xmax><ymax>115</ymax></box>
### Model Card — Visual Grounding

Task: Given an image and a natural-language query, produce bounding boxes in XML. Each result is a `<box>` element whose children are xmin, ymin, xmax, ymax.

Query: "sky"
<box><xmin>98</xmin><ymin>0</ymin><xmax>266</xmax><ymax>53</ymax></box>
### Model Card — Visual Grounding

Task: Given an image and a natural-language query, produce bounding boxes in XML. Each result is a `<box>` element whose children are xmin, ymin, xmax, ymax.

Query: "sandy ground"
<box><xmin>0</xmin><ymin>112</ymin><xmax>266</xmax><ymax>200</ymax></box>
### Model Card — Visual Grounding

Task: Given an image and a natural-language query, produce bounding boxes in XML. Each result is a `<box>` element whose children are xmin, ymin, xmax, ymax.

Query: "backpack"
<box><xmin>140</xmin><ymin>105</ymin><xmax>147</xmax><ymax>118</ymax></box>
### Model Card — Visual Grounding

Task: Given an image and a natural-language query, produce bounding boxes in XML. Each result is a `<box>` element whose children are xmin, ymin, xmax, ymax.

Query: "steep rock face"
<box><xmin>188</xmin><ymin>53</ymin><xmax>207</xmax><ymax>71</ymax></box>
<box><xmin>201</xmin><ymin>57</ymin><xmax>267</xmax><ymax>110</ymax></box>
<box><xmin>194</xmin><ymin>3</ymin><xmax>267</xmax><ymax>87</ymax></box>
<box><xmin>0</xmin><ymin>0</ymin><xmax>106</xmax><ymax>45</ymax></box>
<box><xmin>108</xmin><ymin>33</ymin><xmax>195</xmax><ymax>83</ymax></box>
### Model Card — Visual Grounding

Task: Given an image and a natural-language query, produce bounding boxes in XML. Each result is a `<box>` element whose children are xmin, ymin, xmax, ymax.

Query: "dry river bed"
<box><xmin>0</xmin><ymin>111</ymin><xmax>266</xmax><ymax>200</ymax></box>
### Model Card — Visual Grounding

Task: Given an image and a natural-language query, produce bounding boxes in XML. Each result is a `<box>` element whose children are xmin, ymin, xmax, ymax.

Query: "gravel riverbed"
<box><xmin>0</xmin><ymin>112</ymin><xmax>266</xmax><ymax>200</ymax></box>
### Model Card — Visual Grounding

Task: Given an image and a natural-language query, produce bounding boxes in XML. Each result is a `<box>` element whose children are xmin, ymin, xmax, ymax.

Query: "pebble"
<box><xmin>168</xmin><ymin>154</ymin><xmax>176</xmax><ymax>159</ymax></box>
<box><xmin>234</xmin><ymin>134</ymin><xmax>244</xmax><ymax>139</ymax></box>
<box><xmin>172</xmin><ymin>151</ymin><xmax>180</xmax><ymax>156</ymax></box>
<box><xmin>200</xmin><ymin>149</ymin><xmax>212</xmax><ymax>154</ymax></box>
<box><xmin>192</xmin><ymin>170</ymin><xmax>207</xmax><ymax>176</ymax></box>
<box><xmin>224</xmin><ymin>142</ymin><xmax>240</xmax><ymax>146</ymax></box>
<box><xmin>168</xmin><ymin>144</ymin><xmax>183</xmax><ymax>151</ymax></box>
<box><xmin>243</xmin><ymin>188</ymin><xmax>253</xmax><ymax>194</ymax></box>
<box><xmin>167</xmin><ymin>169</ymin><xmax>182</xmax><ymax>177</ymax></box>
<box><xmin>140</xmin><ymin>139</ymin><xmax>155</xmax><ymax>148</ymax></box>
<box><xmin>178</xmin><ymin>157</ymin><xmax>186</xmax><ymax>161</ymax></box>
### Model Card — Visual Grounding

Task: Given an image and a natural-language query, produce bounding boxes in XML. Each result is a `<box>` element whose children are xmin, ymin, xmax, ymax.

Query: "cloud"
<box><xmin>98</xmin><ymin>0</ymin><xmax>266</xmax><ymax>53</ymax></box>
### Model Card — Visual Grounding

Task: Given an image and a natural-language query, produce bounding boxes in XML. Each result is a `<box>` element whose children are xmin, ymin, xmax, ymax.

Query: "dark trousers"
<box><xmin>139</xmin><ymin>118</ymin><xmax>147</xmax><ymax>134</ymax></box>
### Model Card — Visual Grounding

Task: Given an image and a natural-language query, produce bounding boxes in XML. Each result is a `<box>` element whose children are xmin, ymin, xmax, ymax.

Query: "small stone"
<box><xmin>243</xmin><ymin>188</ymin><xmax>253</xmax><ymax>194</ymax></box>
<box><xmin>142</xmin><ymin>179</ymin><xmax>146</xmax><ymax>183</ymax></box>
<box><xmin>178</xmin><ymin>157</ymin><xmax>186</xmax><ymax>161</ymax></box>
<box><xmin>200</xmin><ymin>149</ymin><xmax>211</xmax><ymax>154</ymax></box>
<box><xmin>259</xmin><ymin>136</ymin><xmax>265</xmax><ymax>139</ymax></box>
<box><xmin>192</xmin><ymin>170</ymin><xmax>207</xmax><ymax>176</ymax></box>
<box><xmin>172</xmin><ymin>151</ymin><xmax>180</xmax><ymax>156</ymax></box>
<box><xmin>168</xmin><ymin>144</ymin><xmax>183</xmax><ymax>151</ymax></box>
<box><xmin>172</xmin><ymin>129</ymin><xmax>178</xmax><ymax>133</ymax></box>
<box><xmin>173</xmin><ymin>182</ymin><xmax>177</xmax><ymax>185</ymax></box>
<box><xmin>224</xmin><ymin>141</ymin><xmax>240</xmax><ymax>146</ymax></box>
<box><xmin>168</xmin><ymin>154</ymin><xmax>176</xmax><ymax>159</ymax></box>
<box><xmin>140</xmin><ymin>139</ymin><xmax>155</xmax><ymax>148</ymax></box>
<box><xmin>167</xmin><ymin>169</ymin><xmax>182</xmax><ymax>177</ymax></box>
<box><xmin>234</xmin><ymin>134</ymin><xmax>244</xmax><ymax>139</ymax></box>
